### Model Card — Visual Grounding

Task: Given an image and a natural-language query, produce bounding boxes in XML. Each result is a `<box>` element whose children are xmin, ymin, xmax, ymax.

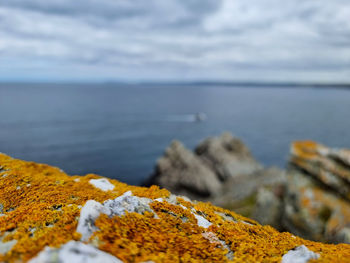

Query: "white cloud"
<box><xmin>0</xmin><ymin>0</ymin><xmax>349</xmax><ymax>82</ymax></box>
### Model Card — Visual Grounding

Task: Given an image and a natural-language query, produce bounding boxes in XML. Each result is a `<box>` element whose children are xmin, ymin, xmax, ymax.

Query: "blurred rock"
<box><xmin>147</xmin><ymin>136</ymin><xmax>350</xmax><ymax>244</ymax></box>
<box><xmin>284</xmin><ymin>141</ymin><xmax>350</xmax><ymax>243</ymax></box>
<box><xmin>214</xmin><ymin>167</ymin><xmax>286</xmax><ymax>223</ymax></box>
<box><xmin>252</xmin><ymin>187</ymin><xmax>283</xmax><ymax>230</ymax></box>
<box><xmin>335</xmin><ymin>227</ymin><xmax>350</xmax><ymax>244</ymax></box>
<box><xmin>145</xmin><ymin>140</ymin><xmax>222</xmax><ymax>198</ymax></box>
<box><xmin>146</xmin><ymin>133</ymin><xmax>286</xmax><ymax>226</ymax></box>
<box><xmin>219</xmin><ymin>167</ymin><xmax>286</xmax><ymax>201</ymax></box>
<box><xmin>146</xmin><ymin>133</ymin><xmax>285</xmax><ymax>203</ymax></box>
<box><xmin>283</xmin><ymin>170</ymin><xmax>331</xmax><ymax>241</ymax></box>
<box><xmin>290</xmin><ymin>141</ymin><xmax>350</xmax><ymax>199</ymax></box>
<box><xmin>195</xmin><ymin>132</ymin><xmax>262</xmax><ymax>181</ymax></box>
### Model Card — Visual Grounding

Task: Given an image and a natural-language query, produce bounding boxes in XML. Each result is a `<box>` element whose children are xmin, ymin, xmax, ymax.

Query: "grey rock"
<box><xmin>76</xmin><ymin>200</ymin><xmax>106</xmax><ymax>242</ymax></box>
<box><xmin>290</xmin><ymin>141</ymin><xmax>350</xmax><ymax>199</ymax></box>
<box><xmin>219</xmin><ymin>167</ymin><xmax>285</xmax><ymax>201</ymax></box>
<box><xmin>251</xmin><ymin>187</ymin><xmax>283</xmax><ymax>230</ymax></box>
<box><xmin>281</xmin><ymin>245</ymin><xmax>319</xmax><ymax>263</ymax></box>
<box><xmin>195</xmin><ymin>132</ymin><xmax>262</xmax><ymax>181</ymax></box>
<box><xmin>213</xmin><ymin>167</ymin><xmax>286</xmax><ymax>219</ymax></box>
<box><xmin>285</xmin><ymin>141</ymin><xmax>350</xmax><ymax>243</ymax></box>
<box><xmin>102</xmin><ymin>192</ymin><xmax>153</xmax><ymax>217</ymax></box>
<box><xmin>334</xmin><ymin>227</ymin><xmax>350</xmax><ymax>244</ymax></box>
<box><xmin>146</xmin><ymin>133</ymin><xmax>287</xmax><ymax>226</ymax></box>
<box><xmin>28</xmin><ymin>241</ymin><xmax>123</xmax><ymax>263</ymax></box>
<box><xmin>77</xmin><ymin>191</ymin><xmax>153</xmax><ymax>241</ymax></box>
<box><xmin>146</xmin><ymin>140</ymin><xmax>222</xmax><ymax>197</ymax></box>
<box><xmin>282</xmin><ymin>169</ymin><xmax>350</xmax><ymax>243</ymax></box>
<box><xmin>0</xmin><ymin>239</ymin><xmax>17</xmax><ymax>255</ymax></box>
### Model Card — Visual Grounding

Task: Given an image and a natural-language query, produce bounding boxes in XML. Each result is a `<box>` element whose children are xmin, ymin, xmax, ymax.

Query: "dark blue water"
<box><xmin>1</xmin><ymin>83</ymin><xmax>350</xmax><ymax>185</ymax></box>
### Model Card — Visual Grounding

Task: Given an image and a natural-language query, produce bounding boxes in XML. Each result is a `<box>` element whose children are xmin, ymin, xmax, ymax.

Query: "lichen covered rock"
<box><xmin>285</xmin><ymin>141</ymin><xmax>350</xmax><ymax>243</ymax></box>
<box><xmin>290</xmin><ymin>141</ymin><xmax>350</xmax><ymax>199</ymax></box>
<box><xmin>1</xmin><ymin>153</ymin><xmax>350</xmax><ymax>262</ymax></box>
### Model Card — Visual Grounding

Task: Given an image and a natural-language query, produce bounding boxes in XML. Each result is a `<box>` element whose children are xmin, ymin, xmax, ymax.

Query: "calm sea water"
<box><xmin>1</xmin><ymin>83</ymin><xmax>350</xmax><ymax>185</ymax></box>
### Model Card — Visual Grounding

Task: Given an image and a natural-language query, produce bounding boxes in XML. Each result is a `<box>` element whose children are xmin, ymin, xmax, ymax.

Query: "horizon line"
<box><xmin>1</xmin><ymin>80</ymin><xmax>350</xmax><ymax>88</ymax></box>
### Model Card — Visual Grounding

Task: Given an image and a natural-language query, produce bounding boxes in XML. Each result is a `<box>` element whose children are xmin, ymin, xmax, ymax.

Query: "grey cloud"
<box><xmin>0</xmin><ymin>0</ymin><xmax>350</xmax><ymax>82</ymax></box>
<box><xmin>1</xmin><ymin>0</ymin><xmax>220</xmax><ymax>29</ymax></box>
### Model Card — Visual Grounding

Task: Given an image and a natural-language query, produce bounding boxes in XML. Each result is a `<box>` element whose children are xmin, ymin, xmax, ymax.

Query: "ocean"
<box><xmin>1</xmin><ymin>83</ymin><xmax>350</xmax><ymax>185</ymax></box>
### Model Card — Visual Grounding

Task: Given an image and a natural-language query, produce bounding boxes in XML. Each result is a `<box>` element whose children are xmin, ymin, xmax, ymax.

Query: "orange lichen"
<box><xmin>1</xmin><ymin>153</ymin><xmax>350</xmax><ymax>262</ymax></box>
<box><xmin>92</xmin><ymin>211</ymin><xmax>229</xmax><ymax>262</ymax></box>
<box><xmin>291</xmin><ymin>141</ymin><xmax>321</xmax><ymax>159</ymax></box>
<box><xmin>0</xmin><ymin>154</ymin><xmax>168</xmax><ymax>262</ymax></box>
<box><xmin>291</xmin><ymin>141</ymin><xmax>350</xmax><ymax>184</ymax></box>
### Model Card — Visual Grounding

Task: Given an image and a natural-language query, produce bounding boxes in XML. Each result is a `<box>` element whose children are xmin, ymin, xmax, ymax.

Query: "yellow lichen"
<box><xmin>0</xmin><ymin>154</ymin><xmax>168</xmax><ymax>262</ymax></box>
<box><xmin>291</xmin><ymin>141</ymin><xmax>320</xmax><ymax>159</ymax></box>
<box><xmin>1</xmin><ymin>153</ymin><xmax>350</xmax><ymax>262</ymax></box>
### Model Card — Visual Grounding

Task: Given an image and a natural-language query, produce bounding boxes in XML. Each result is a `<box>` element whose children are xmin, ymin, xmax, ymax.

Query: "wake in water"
<box><xmin>165</xmin><ymin>113</ymin><xmax>207</xmax><ymax>122</ymax></box>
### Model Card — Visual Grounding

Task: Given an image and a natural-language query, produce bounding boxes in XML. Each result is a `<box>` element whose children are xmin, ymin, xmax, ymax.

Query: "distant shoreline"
<box><xmin>1</xmin><ymin>81</ymin><xmax>350</xmax><ymax>90</ymax></box>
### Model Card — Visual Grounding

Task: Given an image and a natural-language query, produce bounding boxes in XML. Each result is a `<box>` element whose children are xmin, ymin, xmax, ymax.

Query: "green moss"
<box><xmin>220</xmin><ymin>193</ymin><xmax>257</xmax><ymax>217</ymax></box>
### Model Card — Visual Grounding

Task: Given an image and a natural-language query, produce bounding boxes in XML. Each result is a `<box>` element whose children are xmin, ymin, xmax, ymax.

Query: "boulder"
<box><xmin>146</xmin><ymin>133</ymin><xmax>281</xmax><ymax>201</ymax></box>
<box><xmin>284</xmin><ymin>141</ymin><xmax>350</xmax><ymax>243</ymax></box>
<box><xmin>283</xmin><ymin>169</ymin><xmax>344</xmax><ymax>242</ymax></box>
<box><xmin>195</xmin><ymin>132</ymin><xmax>262</xmax><ymax>181</ymax></box>
<box><xmin>213</xmin><ymin>167</ymin><xmax>286</xmax><ymax>224</ymax></box>
<box><xmin>290</xmin><ymin>141</ymin><xmax>350</xmax><ymax>199</ymax></box>
<box><xmin>145</xmin><ymin>140</ymin><xmax>222</xmax><ymax>198</ymax></box>
<box><xmin>146</xmin><ymin>133</ymin><xmax>287</xmax><ymax>231</ymax></box>
<box><xmin>251</xmin><ymin>187</ymin><xmax>283</xmax><ymax>230</ymax></box>
<box><xmin>1</xmin><ymin>153</ymin><xmax>350</xmax><ymax>262</ymax></box>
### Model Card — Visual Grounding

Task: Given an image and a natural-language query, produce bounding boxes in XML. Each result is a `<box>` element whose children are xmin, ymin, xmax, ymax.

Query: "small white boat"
<box><xmin>194</xmin><ymin>112</ymin><xmax>207</xmax><ymax>122</ymax></box>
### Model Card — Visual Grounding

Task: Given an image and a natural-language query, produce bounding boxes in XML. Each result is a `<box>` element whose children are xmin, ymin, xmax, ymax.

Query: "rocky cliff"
<box><xmin>146</xmin><ymin>134</ymin><xmax>350</xmax><ymax>244</ymax></box>
<box><xmin>283</xmin><ymin>141</ymin><xmax>350</xmax><ymax>243</ymax></box>
<box><xmin>146</xmin><ymin>133</ymin><xmax>286</xmax><ymax>221</ymax></box>
<box><xmin>1</xmin><ymin>153</ymin><xmax>350</xmax><ymax>262</ymax></box>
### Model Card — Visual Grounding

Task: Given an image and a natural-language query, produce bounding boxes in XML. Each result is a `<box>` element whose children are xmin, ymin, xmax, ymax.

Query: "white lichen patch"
<box><xmin>165</xmin><ymin>194</ymin><xmax>178</xmax><ymax>204</ymax></box>
<box><xmin>77</xmin><ymin>200</ymin><xmax>107</xmax><ymax>241</ymax></box>
<box><xmin>179</xmin><ymin>204</ymin><xmax>187</xmax><ymax>210</ymax></box>
<box><xmin>282</xmin><ymin>245</ymin><xmax>320</xmax><ymax>263</ymax></box>
<box><xmin>202</xmin><ymin>232</ymin><xmax>233</xmax><ymax>260</ymax></box>
<box><xmin>215</xmin><ymin>211</ymin><xmax>237</xmax><ymax>223</ymax></box>
<box><xmin>0</xmin><ymin>239</ymin><xmax>17</xmax><ymax>254</ymax></box>
<box><xmin>89</xmin><ymin>178</ymin><xmax>115</xmax><ymax>191</ymax></box>
<box><xmin>28</xmin><ymin>241</ymin><xmax>123</xmax><ymax>263</ymax></box>
<box><xmin>103</xmin><ymin>191</ymin><xmax>153</xmax><ymax>217</ymax></box>
<box><xmin>192</xmin><ymin>213</ymin><xmax>212</xmax><ymax>229</ymax></box>
<box><xmin>77</xmin><ymin>191</ymin><xmax>153</xmax><ymax>241</ymax></box>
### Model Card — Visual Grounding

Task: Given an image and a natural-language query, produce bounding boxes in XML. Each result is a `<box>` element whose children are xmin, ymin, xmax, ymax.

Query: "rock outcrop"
<box><xmin>248</xmin><ymin>140</ymin><xmax>350</xmax><ymax>244</ymax></box>
<box><xmin>290</xmin><ymin>141</ymin><xmax>350</xmax><ymax>200</ymax></box>
<box><xmin>195</xmin><ymin>132</ymin><xmax>262</xmax><ymax>181</ymax></box>
<box><xmin>214</xmin><ymin>167</ymin><xmax>286</xmax><ymax>223</ymax></box>
<box><xmin>144</xmin><ymin>141</ymin><xmax>221</xmax><ymax>198</ymax></box>
<box><xmin>146</xmin><ymin>133</ymin><xmax>286</xmax><ymax>224</ymax></box>
<box><xmin>146</xmin><ymin>133</ymin><xmax>285</xmax><ymax>202</ymax></box>
<box><xmin>147</xmin><ymin>135</ymin><xmax>350</xmax><ymax>244</ymax></box>
<box><xmin>282</xmin><ymin>141</ymin><xmax>350</xmax><ymax>244</ymax></box>
<box><xmin>1</xmin><ymin>154</ymin><xmax>350</xmax><ymax>262</ymax></box>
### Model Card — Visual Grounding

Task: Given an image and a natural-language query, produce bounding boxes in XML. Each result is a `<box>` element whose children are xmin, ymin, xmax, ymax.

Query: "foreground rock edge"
<box><xmin>0</xmin><ymin>153</ymin><xmax>350</xmax><ymax>262</ymax></box>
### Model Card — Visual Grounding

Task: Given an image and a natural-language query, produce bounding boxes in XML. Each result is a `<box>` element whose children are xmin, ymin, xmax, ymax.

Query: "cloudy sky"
<box><xmin>1</xmin><ymin>0</ymin><xmax>350</xmax><ymax>83</ymax></box>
